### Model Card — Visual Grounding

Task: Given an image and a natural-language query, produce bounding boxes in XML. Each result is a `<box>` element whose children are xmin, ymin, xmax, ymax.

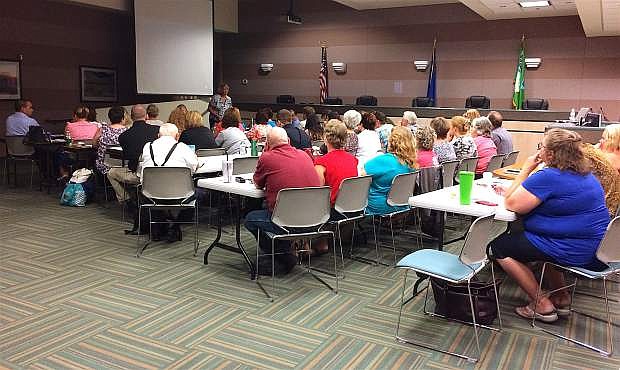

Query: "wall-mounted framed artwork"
<box><xmin>80</xmin><ymin>65</ymin><xmax>117</xmax><ymax>102</ymax></box>
<box><xmin>0</xmin><ymin>60</ymin><xmax>21</xmax><ymax>100</ymax></box>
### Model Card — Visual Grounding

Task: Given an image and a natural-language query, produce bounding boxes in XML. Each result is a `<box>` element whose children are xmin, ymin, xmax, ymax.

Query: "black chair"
<box><xmin>276</xmin><ymin>95</ymin><xmax>295</xmax><ymax>105</ymax></box>
<box><xmin>324</xmin><ymin>97</ymin><xmax>343</xmax><ymax>105</ymax></box>
<box><xmin>465</xmin><ymin>96</ymin><xmax>490</xmax><ymax>109</ymax></box>
<box><xmin>412</xmin><ymin>97</ymin><xmax>434</xmax><ymax>107</ymax></box>
<box><xmin>355</xmin><ymin>95</ymin><xmax>378</xmax><ymax>106</ymax></box>
<box><xmin>523</xmin><ymin>98</ymin><xmax>549</xmax><ymax>110</ymax></box>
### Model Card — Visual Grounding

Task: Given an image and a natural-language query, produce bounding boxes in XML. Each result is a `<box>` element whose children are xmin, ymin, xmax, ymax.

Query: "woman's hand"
<box><xmin>521</xmin><ymin>150</ymin><xmax>543</xmax><ymax>174</ymax></box>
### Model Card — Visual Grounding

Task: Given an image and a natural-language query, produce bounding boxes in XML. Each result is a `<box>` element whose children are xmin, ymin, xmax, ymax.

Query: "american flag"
<box><xmin>319</xmin><ymin>46</ymin><xmax>328</xmax><ymax>104</ymax></box>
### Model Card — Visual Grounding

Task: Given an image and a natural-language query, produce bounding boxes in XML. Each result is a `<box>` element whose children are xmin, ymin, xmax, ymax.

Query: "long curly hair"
<box><xmin>388</xmin><ymin>126</ymin><xmax>417</xmax><ymax>168</ymax></box>
<box><xmin>544</xmin><ymin>128</ymin><xmax>589</xmax><ymax>174</ymax></box>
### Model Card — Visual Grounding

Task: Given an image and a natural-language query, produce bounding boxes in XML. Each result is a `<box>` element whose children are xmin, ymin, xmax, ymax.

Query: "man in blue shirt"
<box><xmin>5</xmin><ymin>99</ymin><xmax>39</xmax><ymax>136</ymax></box>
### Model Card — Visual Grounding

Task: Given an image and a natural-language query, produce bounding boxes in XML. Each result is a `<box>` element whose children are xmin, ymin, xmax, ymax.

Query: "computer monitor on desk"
<box><xmin>582</xmin><ymin>113</ymin><xmax>602</xmax><ymax>127</ymax></box>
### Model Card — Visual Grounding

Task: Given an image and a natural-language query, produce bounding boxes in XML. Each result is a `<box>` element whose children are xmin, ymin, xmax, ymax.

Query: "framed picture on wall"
<box><xmin>0</xmin><ymin>60</ymin><xmax>21</xmax><ymax>100</ymax></box>
<box><xmin>80</xmin><ymin>66</ymin><xmax>117</xmax><ymax>102</ymax></box>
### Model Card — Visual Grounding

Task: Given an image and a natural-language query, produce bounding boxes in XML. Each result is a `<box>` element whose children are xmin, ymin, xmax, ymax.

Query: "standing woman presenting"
<box><xmin>208</xmin><ymin>83</ymin><xmax>232</xmax><ymax>129</ymax></box>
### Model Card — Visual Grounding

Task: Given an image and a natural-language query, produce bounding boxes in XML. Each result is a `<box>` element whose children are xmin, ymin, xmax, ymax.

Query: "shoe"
<box><xmin>555</xmin><ymin>307</ymin><xmax>571</xmax><ymax>317</ymax></box>
<box><xmin>515</xmin><ymin>305</ymin><xmax>558</xmax><ymax>323</ymax></box>
<box><xmin>166</xmin><ymin>225</ymin><xmax>182</xmax><ymax>243</ymax></box>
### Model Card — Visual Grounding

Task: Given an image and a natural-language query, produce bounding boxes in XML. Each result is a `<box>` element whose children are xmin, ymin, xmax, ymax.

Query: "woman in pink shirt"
<box><xmin>471</xmin><ymin>117</ymin><xmax>498</xmax><ymax>175</ymax></box>
<box><xmin>415</xmin><ymin>126</ymin><xmax>439</xmax><ymax>168</ymax></box>
<box><xmin>65</xmin><ymin>106</ymin><xmax>99</xmax><ymax>141</ymax></box>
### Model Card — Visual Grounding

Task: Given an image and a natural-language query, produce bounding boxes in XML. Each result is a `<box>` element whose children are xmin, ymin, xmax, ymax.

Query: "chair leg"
<box><xmin>490</xmin><ymin>262</ymin><xmax>503</xmax><ymax>330</ymax></box>
<box><xmin>603</xmin><ymin>278</ymin><xmax>614</xmax><ymax>356</ymax></box>
<box><xmin>337</xmin><ymin>222</ymin><xmax>346</xmax><ymax>278</ymax></box>
<box><xmin>389</xmin><ymin>217</ymin><xmax>396</xmax><ymax>265</ymax></box>
<box><xmin>29</xmin><ymin>160</ymin><xmax>34</xmax><ymax>190</ymax></box>
<box><xmin>332</xmin><ymin>233</ymin><xmax>339</xmax><ymax>293</ymax></box>
<box><xmin>467</xmin><ymin>279</ymin><xmax>482</xmax><ymax>362</ymax></box>
<box><xmin>395</xmin><ymin>270</ymin><xmax>408</xmax><ymax>339</ymax></box>
<box><xmin>193</xmin><ymin>206</ymin><xmax>199</xmax><ymax>256</ymax></box>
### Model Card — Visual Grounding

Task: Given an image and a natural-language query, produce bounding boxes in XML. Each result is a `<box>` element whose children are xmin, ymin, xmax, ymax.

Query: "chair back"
<box><xmin>417</xmin><ymin>166</ymin><xmax>441</xmax><ymax>194</ymax></box>
<box><xmin>276</xmin><ymin>95</ymin><xmax>295</xmax><ymax>105</ymax></box>
<box><xmin>334</xmin><ymin>176</ymin><xmax>372</xmax><ymax>214</ymax></box>
<box><xmin>523</xmin><ymin>98</ymin><xmax>549</xmax><ymax>110</ymax></box>
<box><xmin>272</xmin><ymin>186</ymin><xmax>331</xmax><ymax>229</ymax></box>
<box><xmin>459</xmin><ymin>214</ymin><xmax>495</xmax><ymax>265</ymax></box>
<box><xmin>441</xmin><ymin>160</ymin><xmax>459</xmax><ymax>188</ymax></box>
<box><xmin>458</xmin><ymin>157</ymin><xmax>479</xmax><ymax>173</ymax></box>
<box><xmin>387</xmin><ymin>172</ymin><xmax>417</xmax><ymax>207</ymax></box>
<box><xmin>596</xmin><ymin>217</ymin><xmax>620</xmax><ymax>264</ymax></box>
<box><xmin>232</xmin><ymin>156</ymin><xmax>259</xmax><ymax>175</ymax></box>
<box><xmin>412</xmin><ymin>97</ymin><xmax>434</xmax><ymax>107</ymax></box>
<box><xmin>465</xmin><ymin>95</ymin><xmax>490</xmax><ymax>109</ymax></box>
<box><xmin>355</xmin><ymin>95</ymin><xmax>378</xmax><ymax>106</ymax></box>
<box><xmin>141</xmin><ymin>167</ymin><xmax>194</xmax><ymax>200</ymax></box>
<box><xmin>312</xmin><ymin>140</ymin><xmax>324</xmax><ymax>148</ymax></box>
<box><xmin>196</xmin><ymin>148</ymin><xmax>226</xmax><ymax>157</ymax></box>
<box><xmin>324</xmin><ymin>97</ymin><xmax>343</xmax><ymax>105</ymax></box>
<box><xmin>485</xmin><ymin>154</ymin><xmax>505</xmax><ymax>173</ymax></box>
<box><xmin>5</xmin><ymin>136</ymin><xmax>35</xmax><ymax>156</ymax></box>
<box><xmin>502</xmin><ymin>151</ymin><xmax>519</xmax><ymax>167</ymax></box>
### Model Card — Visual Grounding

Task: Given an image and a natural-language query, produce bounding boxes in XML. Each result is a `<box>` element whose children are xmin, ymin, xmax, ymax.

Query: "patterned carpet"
<box><xmin>1</xmin><ymin>181</ymin><xmax>619</xmax><ymax>370</ymax></box>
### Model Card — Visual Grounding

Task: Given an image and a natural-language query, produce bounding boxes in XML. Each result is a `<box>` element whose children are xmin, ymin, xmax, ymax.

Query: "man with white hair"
<box><xmin>401</xmin><ymin>111</ymin><xmax>418</xmax><ymax>134</ymax></box>
<box><xmin>244</xmin><ymin>126</ymin><xmax>320</xmax><ymax>275</ymax></box>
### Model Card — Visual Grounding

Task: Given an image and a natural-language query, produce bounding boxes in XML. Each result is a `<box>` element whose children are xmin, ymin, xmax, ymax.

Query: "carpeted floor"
<box><xmin>0</xmin><ymin>182</ymin><xmax>619</xmax><ymax>370</ymax></box>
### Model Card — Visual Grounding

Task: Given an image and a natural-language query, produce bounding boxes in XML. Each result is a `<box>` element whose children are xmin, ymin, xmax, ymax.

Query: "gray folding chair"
<box><xmin>196</xmin><ymin>148</ymin><xmax>226</xmax><ymax>157</ymax></box>
<box><xmin>331</xmin><ymin>176</ymin><xmax>372</xmax><ymax>273</ymax></box>
<box><xmin>256</xmin><ymin>186</ymin><xmax>335</xmax><ymax>300</ymax></box>
<box><xmin>502</xmin><ymin>150</ymin><xmax>519</xmax><ymax>167</ymax></box>
<box><xmin>440</xmin><ymin>160</ymin><xmax>459</xmax><ymax>188</ymax></box>
<box><xmin>372</xmin><ymin>172</ymin><xmax>418</xmax><ymax>265</ymax></box>
<box><xmin>458</xmin><ymin>156</ymin><xmax>479</xmax><ymax>174</ymax></box>
<box><xmin>232</xmin><ymin>156</ymin><xmax>259</xmax><ymax>175</ymax></box>
<box><xmin>533</xmin><ymin>216</ymin><xmax>620</xmax><ymax>357</ymax></box>
<box><xmin>395</xmin><ymin>214</ymin><xmax>501</xmax><ymax>363</ymax></box>
<box><xmin>485</xmin><ymin>154</ymin><xmax>505</xmax><ymax>173</ymax></box>
<box><xmin>137</xmin><ymin>167</ymin><xmax>199</xmax><ymax>257</ymax></box>
<box><xmin>5</xmin><ymin>136</ymin><xmax>37</xmax><ymax>188</ymax></box>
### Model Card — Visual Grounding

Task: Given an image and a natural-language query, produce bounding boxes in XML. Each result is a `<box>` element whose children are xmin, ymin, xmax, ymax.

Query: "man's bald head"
<box><xmin>131</xmin><ymin>104</ymin><xmax>147</xmax><ymax>121</ymax></box>
<box><xmin>266</xmin><ymin>127</ymin><xmax>289</xmax><ymax>148</ymax></box>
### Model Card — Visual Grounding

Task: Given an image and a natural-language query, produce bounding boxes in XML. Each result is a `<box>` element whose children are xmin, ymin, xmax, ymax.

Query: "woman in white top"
<box><xmin>215</xmin><ymin>107</ymin><xmax>250</xmax><ymax>155</ymax></box>
<box><xmin>356</xmin><ymin>112</ymin><xmax>382</xmax><ymax>172</ymax></box>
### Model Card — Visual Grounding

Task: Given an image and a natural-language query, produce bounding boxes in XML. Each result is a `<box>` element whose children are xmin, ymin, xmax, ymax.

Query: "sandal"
<box><xmin>515</xmin><ymin>305</ymin><xmax>558</xmax><ymax>323</ymax></box>
<box><xmin>555</xmin><ymin>307</ymin><xmax>571</xmax><ymax>317</ymax></box>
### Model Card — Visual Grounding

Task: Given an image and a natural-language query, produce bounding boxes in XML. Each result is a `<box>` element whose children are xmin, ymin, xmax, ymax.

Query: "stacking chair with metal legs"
<box><xmin>485</xmin><ymin>153</ymin><xmax>505</xmax><ymax>173</ymax></box>
<box><xmin>232</xmin><ymin>156</ymin><xmax>259</xmax><ymax>175</ymax></box>
<box><xmin>395</xmin><ymin>214</ymin><xmax>501</xmax><ymax>363</ymax></box>
<box><xmin>440</xmin><ymin>160</ymin><xmax>459</xmax><ymax>188</ymax></box>
<box><xmin>457</xmin><ymin>156</ymin><xmax>479</xmax><ymax>176</ymax></box>
<box><xmin>330</xmin><ymin>176</ymin><xmax>372</xmax><ymax>273</ymax></box>
<box><xmin>371</xmin><ymin>172</ymin><xmax>418</xmax><ymax>266</ymax></box>
<box><xmin>256</xmin><ymin>186</ymin><xmax>335</xmax><ymax>300</ymax></box>
<box><xmin>4</xmin><ymin>136</ymin><xmax>37</xmax><ymax>188</ymax></box>
<box><xmin>532</xmin><ymin>216</ymin><xmax>620</xmax><ymax>357</ymax></box>
<box><xmin>136</xmin><ymin>167</ymin><xmax>199</xmax><ymax>257</ymax></box>
<box><xmin>502</xmin><ymin>150</ymin><xmax>520</xmax><ymax>167</ymax></box>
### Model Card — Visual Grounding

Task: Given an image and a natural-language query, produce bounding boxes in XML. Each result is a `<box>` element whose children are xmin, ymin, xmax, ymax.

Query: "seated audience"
<box><xmin>87</xmin><ymin>105</ymin><xmax>100</xmax><ymax>126</ymax></box>
<box><xmin>450</xmin><ymin>115</ymin><xmax>477</xmax><ymax>160</ymax></box>
<box><xmin>299</xmin><ymin>106</ymin><xmax>315</xmax><ymax>128</ymax></box>
<box><xmin>168</xmin><ymin>104</ymin><xmax>189</xmax><ymax>133</ymax></box>
<box><xmin>305</xmin><ymin>114</ymin><xmax>324</xmax><ymax>141</ymax></box>
<box><xmin>6</xmin><ymin>99</ymin><xmax>38</xmax><ymax>136</ymax></box>
<box><xmin>362</xmin><ymin>126</ymin><xmax>417</xmax><ymax>215</ymax></box>
<box><xmin>146</xmin><ymin>104</ymin><xmax>164</xmax><ymax>126</ymax></box>
<box><xmin>244</xmin><ymin>127</ymin><xmax>321</xmax><ymax>275</ymax></box>
<box><xmin>179</xmin><ymin>111</ymin><xmax>217</xmax><ymax>150</ymax></box>
<box><xmin>341</xmin><ymin>110</ymin><xmax>361</xmax><ymax>156</ymax></box>
<box><xmin>471</xmin><ymin>117</ymin><xmax>498</xmax><ymax>174</ymax></box>
<box><xmin>356</xmin><ymin>112</ymin><xmax>382</xmax><ymax>171</ymax></box>
<box><xmin>94</xmin><ymin>106</ymin><xmax>128</xmax><ymax>175</ymax></box>
<box><xmin>139</xmin><ymin>123</ymin><xmax>198</xmax><ymax>242</ymax></box>
<box><xmin>415</xmin><ymin>126</ymin><xmax>439</xmax><ymax>168</ymax></box>
<box><xmin>65</xmin><ymin>106</ymin><xmax>99</xmax><ymax>141</ymax></box>
<box><xmin>430</xmin><ymin>117</ymin><xmax>457</xmax><ymax>163</ymax></box>
<box><xmin>260</xmin><ymin>107</ymin><xmax>277</xmax><ymax>127</ymax></box>
<box><xmin>291</xmin><ymin>109</ymin><xmax>302</xmax><ymax>129</ymax></box>
<box><xmin>277</xmin><ymin>109</ymin><xmax>311</xmax><ymax>149</ymax></box>
<box><xmin>248</xmin><ymin>111</ymin><xmax>271</xmax><ymax>142</ymax></box>
<box><xmin>325</xmin><ymin>110</ymin><xmax>340</xmax><ymax>121</ymax></box>
<box><xmin>314</xmin><ymin>119</ymin><xmax>359</xmax><ymax>206</ymax></box>
<box><xmin>463</xmin><ymin>108</ymin><xmax>480</xmax><ymax>124</ymax></box>
<box><xmin>107</xmin><ymin>105</ymin><xmax>159</xmax><ymax>223</ymax></box>
<box><xmin>400</xmin><ymin>111</ymin><xmax>418</xmax><ymax>134</ymax></box>
<box><xmin>488</xmin><ymin>111</ymin><xmax>513</xmax><ymax>154</ymax></box>
<box><xmin>374</xmin><ymin>111</ymin><xmax>393</xmax><ymax>152</ymax></box>
<box><xmin>215</xmin><ymin>107</ymin><xmax>250</xmax><ymax>154</ymax></box>
<box><xmin>489</xmin><ymin>128</ymin><xmax>610</xmax><ymax>323</ymax></box>
<box><xmin>600</xmin><ymin>124</ymin><xmax>620</xmax><ymax>174</ymax></box>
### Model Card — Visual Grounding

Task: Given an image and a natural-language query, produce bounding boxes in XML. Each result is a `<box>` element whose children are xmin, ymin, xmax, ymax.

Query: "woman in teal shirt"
<box><xmin>362</xmin><ymin>126</ymin><xmax>417</xmax><ymax>215</ymax></box>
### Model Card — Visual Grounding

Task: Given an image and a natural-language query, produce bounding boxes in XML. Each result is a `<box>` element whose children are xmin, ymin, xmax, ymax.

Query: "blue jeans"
<box><xmin>244</xmin><ymin>209</ymin><xmax>290</xmax><ymax>254</ymax></box>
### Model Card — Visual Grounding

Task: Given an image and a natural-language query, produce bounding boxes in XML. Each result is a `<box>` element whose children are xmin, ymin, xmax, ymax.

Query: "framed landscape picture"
<box><xmin>0</xmin><ymin>60</ymin><xmax>21</xmax><ymax>100</ymax></box>
<box><xmin>80</xmin><ymin>66</ymin><xmax>117</xmax><ymax>102</ymax></box>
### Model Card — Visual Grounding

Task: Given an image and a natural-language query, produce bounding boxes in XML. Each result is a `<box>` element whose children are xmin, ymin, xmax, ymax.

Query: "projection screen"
<box><xmin>134</xmin><ymin>0</ymin><xmax>214</xmax><ymax>95</ymax></box>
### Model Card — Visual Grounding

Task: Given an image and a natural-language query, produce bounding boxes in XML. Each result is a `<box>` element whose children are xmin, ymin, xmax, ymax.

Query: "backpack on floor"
<box><xmin>60</xmin><ymin>168</ymin><xmax>94</xmax><ymax>206</ymax></box>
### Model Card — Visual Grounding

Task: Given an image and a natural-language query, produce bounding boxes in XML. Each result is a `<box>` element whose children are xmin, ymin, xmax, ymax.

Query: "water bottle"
<box><xmin>250</xmin><ymin>140</ymin><xmax>258</xmax><ymax>156</ymax></box>
<box><xmin>569</xmin><ymin>108</ymin><xmax>576</xmax><ymax>122</ymax></box>
<box><xmin>65</xmin><ymin>129</ymin><xmax>72</xmax><ymax>145</ymax></box>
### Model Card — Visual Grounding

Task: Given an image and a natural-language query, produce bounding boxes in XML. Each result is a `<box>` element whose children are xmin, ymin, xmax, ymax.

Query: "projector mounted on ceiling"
<box><xmin>285</xmin><ymin>0</ymin><xmax>302</xmax><ymax>25</ymax></box>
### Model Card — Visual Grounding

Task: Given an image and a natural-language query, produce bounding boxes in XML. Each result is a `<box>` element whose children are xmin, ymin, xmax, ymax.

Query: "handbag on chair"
<box><xmin>430</xmin><ymin>278</ymin><xmax>502</xmax><ymax>325</ymax></box>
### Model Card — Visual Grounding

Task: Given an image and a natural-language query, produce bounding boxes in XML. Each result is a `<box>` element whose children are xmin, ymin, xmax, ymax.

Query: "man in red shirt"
<box><xmin>244</xmin><ymin>127</ymin><xmax>320</xmax><ymax>275</ymax></box>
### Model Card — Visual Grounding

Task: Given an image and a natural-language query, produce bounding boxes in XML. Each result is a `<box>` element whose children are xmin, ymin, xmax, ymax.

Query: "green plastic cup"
<box><xmin>459</xmin><ymin>171</ymin><xmax>475</xmax><ymax>205</ymax></box>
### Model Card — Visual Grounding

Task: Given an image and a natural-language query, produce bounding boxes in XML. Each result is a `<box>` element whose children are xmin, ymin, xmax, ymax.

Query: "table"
<box><xmin>196</xmin><ymin>153</ymin><xmax>259</xmax><ymax>174</ymax></box>
<box><xmin>493</xmin><ymin>164</ymin><xmax>522</xmax><ymax>180</ymax></box>
<box><xmin>197</xmin><ymin>174</ymin><xmax>265</xmax><ymax>279</ymax></box>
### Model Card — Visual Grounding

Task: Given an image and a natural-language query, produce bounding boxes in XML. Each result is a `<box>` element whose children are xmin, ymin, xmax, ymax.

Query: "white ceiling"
<box><xmin>332</xmin><ymin>0</ymin><xmax>620</xmax><ymax>37</ymax></box>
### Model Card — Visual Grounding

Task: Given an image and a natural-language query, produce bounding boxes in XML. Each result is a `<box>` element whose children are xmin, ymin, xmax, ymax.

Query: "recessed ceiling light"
<box><xmin>519</xmin><ymin>1</ymin><xmax>551</xmax><ymax>8</ymax></box>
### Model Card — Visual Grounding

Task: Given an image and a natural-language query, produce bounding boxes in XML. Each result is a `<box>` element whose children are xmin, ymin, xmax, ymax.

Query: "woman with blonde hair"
<box><xmin>463</xmin><ymin>108</ymin><xmax>480</xmax><ymax>125</ymax></box>
<box><xmin>362</xmin><ymin>126</ymin><xmax>417</xmax><ymax>215</ymax></box>
<box><xmin>168</xmin><ymin>105</ymin><xmax>189</xmax><ymax>133</ymax></box>
<box><xmin>450</xmin><ymin>115</ymin><xmax>477</xmax><ymax>159</ymax></box>
<box><xmin>600</xmin><ymin>124</ymin><xmax>620</xmax><ymax>173</ymax></box>
<box><xmin>179</xmin><ymin>111</ymin><xmax>216</xmax><ymax>150</ymax></box>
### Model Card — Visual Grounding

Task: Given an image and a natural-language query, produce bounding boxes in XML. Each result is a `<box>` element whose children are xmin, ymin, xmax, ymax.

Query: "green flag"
<box><xmin>512</xmin><ymin>36</ymin><xmax>526</xmax><ymax>110</ymax></box>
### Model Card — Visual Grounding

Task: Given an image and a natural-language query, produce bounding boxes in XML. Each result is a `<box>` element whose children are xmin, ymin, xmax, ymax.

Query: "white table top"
<box><xmin>409</xmin><ymin>179</ymin><xmax>517</xmax><ymax>222</ymax></box>
<box><xmin>196</xmin><ymin>153</ymin><xmax>259</xmax><ymax>174</ymax></box>
<box><xmin>197</xmin><ymin>174</ymin><xmax>265</xmax><ymax>198</ymax></box>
